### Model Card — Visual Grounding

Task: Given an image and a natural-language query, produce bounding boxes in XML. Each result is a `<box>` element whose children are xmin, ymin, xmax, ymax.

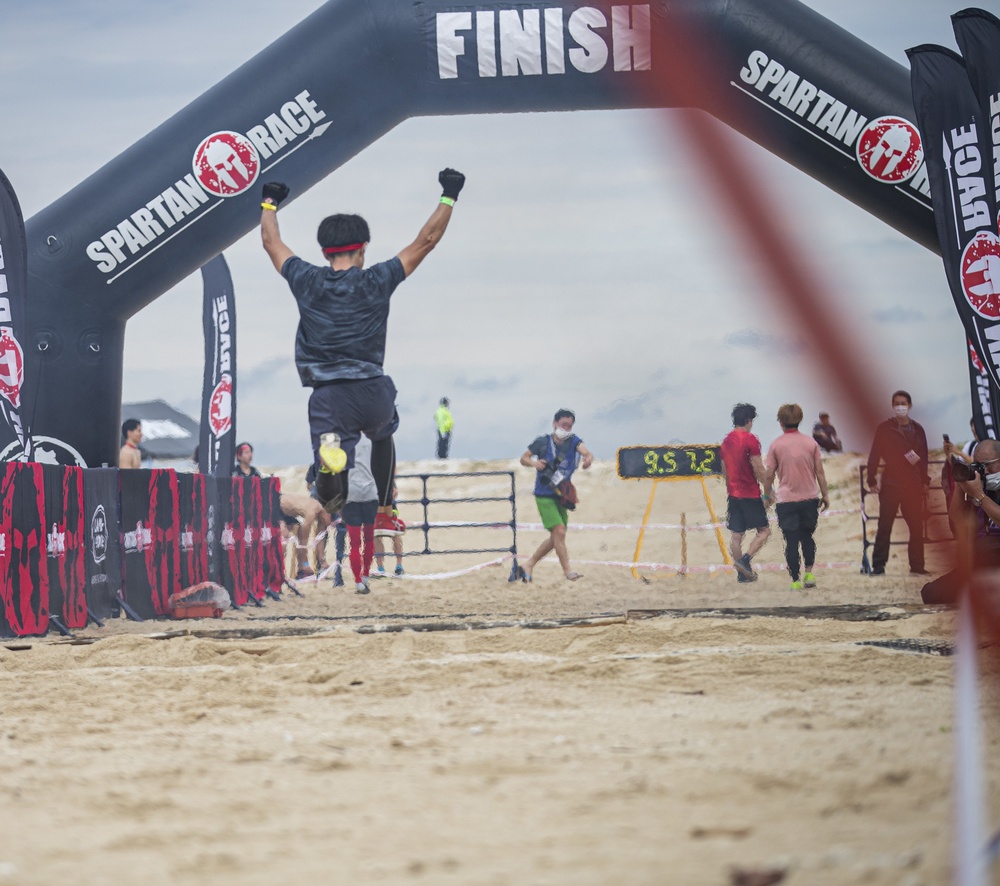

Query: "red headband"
<box><xmin>322</xmin><ymin>243</ymin><xmax>365</xmax><ymax>256</ymax></box>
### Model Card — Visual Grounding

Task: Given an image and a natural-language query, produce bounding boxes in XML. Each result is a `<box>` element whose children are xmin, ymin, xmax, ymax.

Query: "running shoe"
<box><xmin>319</xmin><ymin>433</ymin><xmax>347</xmax><ymax>474</ymax></box>
<box><xmin>733</xmin><ymin>554</ymin><xmax>755</xmax><ymax>580</ymax></box>
<box><xmin>394</xmin><ymin>564</ymin><xmax>404</xmax><ymax>576</ymax></box>
<box><xmin>355</xmin><ymin>578</ymin><xmax>370</xmax><ymax>595</ymax></box>
<box><xmin>802</xmin><ymin>572</ymin><xmax>817</xmax><ymax>588</ymax></box>
<box><xmin>790</xmin><ymin>580</ymin><xmax>804</xmax><ymax>591</ymax></box>
<box><xmin>372</xmin><ymin>565</ymin><xmax>387</xmax><ymax>578</ymax></box>
<box><xmin>374</xmin><ymin>512</ymin><xmax>406</xmax><ymax>537</ymax></box>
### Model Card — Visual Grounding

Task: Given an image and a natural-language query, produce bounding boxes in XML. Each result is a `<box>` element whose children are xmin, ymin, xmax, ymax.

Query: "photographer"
<box><xmin>921</xmin><ymin>439</ymin><xmax>1000</xmax><ymax>604</ymax></box>
<box><xmin>517</xmin><ymin>409</ymin><xmax>593</xmax><ymax>582</ymax></box>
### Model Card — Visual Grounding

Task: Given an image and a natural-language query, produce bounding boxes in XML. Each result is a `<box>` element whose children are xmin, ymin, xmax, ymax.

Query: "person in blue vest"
<box><xmin>517</xmin><ymin>409</ymin><xmax>593</xmax><ymax>582</ymax></box>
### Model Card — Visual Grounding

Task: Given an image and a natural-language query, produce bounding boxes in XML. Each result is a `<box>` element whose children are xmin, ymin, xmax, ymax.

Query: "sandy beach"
<box><xmin>1</xmin><ymin>453</ymin><xmax>998</xmax><ymax>885</ymax></box>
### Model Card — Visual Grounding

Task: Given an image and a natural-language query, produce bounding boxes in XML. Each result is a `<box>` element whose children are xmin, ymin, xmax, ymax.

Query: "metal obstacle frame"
<box><xmin>629</xmin><ymin>475</ymin><xmax>729</xmax><ymax>579</ymax></box>
<box><xmin>395</xmin><ymin>471</ymin><xmax>520</xmax><ymax>580</ymax></box>
<box><xmin>858</xmin><ymin>460</ymin><xmax>951</xmax><ymax>574</ymax></box>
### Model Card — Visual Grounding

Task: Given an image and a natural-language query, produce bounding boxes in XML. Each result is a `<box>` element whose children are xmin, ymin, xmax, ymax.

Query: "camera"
<box><xmin>539</xmin><ymin>461</ymin><xmax>564</xmax><ymax>488</ymax></box>
<box><xmin>951</xmin><ymin>455</ymin><xmax>986</xmax><ymax>483</ymax></box>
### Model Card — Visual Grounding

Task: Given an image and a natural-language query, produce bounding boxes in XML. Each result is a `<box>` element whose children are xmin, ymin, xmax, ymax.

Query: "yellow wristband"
<box><xmin>261</xmin><ymin>202</ymin><xmax>277</xmax><ymax>211</ymax></box>
<box><xmin>440</xmin><ymin>196</ymin><xmax>455</xmax><ymax>207</ymax></box>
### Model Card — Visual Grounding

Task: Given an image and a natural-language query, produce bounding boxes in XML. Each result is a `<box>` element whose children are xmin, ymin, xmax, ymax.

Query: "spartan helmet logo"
<box><xmin>209</xmin><ymin>373</ymin><xmax>233</xmax><ymax>437</ymax></box>
<box><xmin>0</xmin><ymin>327</ymin><xmax>25</xmax><ymax>410</ymax></box>
<box><xmin>193</xmin><ymin>131</ymin><xmax>260</xmax><ymax>197</ymax></box>
<box><xmin>855</xmin><ymin>116</ymin><xmax>923</xmax><ymax>184</ymax></box>
<box><xmin>961</xmin><ymin>231</ymin><xmax>1000</xmax><ymax>320</ymax></box>
<box><xmin>91</xmin><ymin>504</ymin><xmax>108</xmax><ymax>565</ymax></box>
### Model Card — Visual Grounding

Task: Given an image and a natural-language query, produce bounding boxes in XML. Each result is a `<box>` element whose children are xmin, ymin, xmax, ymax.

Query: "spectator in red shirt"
<box><xmin>865</xmin><ymin>390</ymin><xmax>930</xmax><ymax>576</ymax></box>
<box><xmin>720</xmin><ymin>403</ymin><xmax>771</xmax><ymax>583</ymax></box>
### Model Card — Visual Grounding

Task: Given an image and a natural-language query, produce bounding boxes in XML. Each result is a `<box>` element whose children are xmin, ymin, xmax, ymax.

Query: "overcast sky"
<box><xmin>0</xmin><ymin>0</ymin><xmax>986</xmax><ymax>466</ymax></box>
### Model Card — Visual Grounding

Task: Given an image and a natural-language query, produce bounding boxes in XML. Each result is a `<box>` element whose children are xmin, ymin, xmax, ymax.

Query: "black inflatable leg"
<box><xmin>48</xmin><ymin>615</ymin><xmax>72</xmax><ymax>637</ymax></box>
<box><xmin>117</xmin><ymin>594</ymin><xmax>145</xmax><ymax>622</ymax></box>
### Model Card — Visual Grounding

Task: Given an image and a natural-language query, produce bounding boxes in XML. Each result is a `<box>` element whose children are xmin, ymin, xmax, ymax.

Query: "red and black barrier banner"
<box><xmin>82</xmin><ymin>467</ymin><xmax>122</xmax><ymax>622</ymax></box>
<box><xmin>221</xmin><ymin>476</ymin><xmax>264</xmax><ymax>606</ymax></box>
<box><xmin>204</xmin><ymin>474</ymin><xmax>227</xmax><ymax>586</ymax></box>
<box><xmin>3</xmin><ymin>464</ymin><xmax>284</xmax><ymax>635</ymax></box>
<box><xmin>908</xmin><ymin>44</ymin><xmax>1000</xmax><ymax>443</ymax></box>
<box><xmin>43</xmin><ymin>464</ymin><xmax>86</xmax><ymax>629</ymax></box>
<box><xmin>0</xmin><ymin>169</ymin><xmax>31</xmax><ymax>457</ymax></box>
<box><xmin>0</xmin><ymin>462</ymin><xmax>47</xmax><ymax>636</ymax></box>
<box><xmin>260</xmin><ymin>478</ymin><xmax>284</xmax><ymax>596</ymax></box>
<box><xmin>198</xmin><ymin>255</ymin><xmax>236</xmax><ymax>476</ymax></box>
<box><xmin>178</xmin><ymin>472</ymin><xmax>210</xmax><ymax>590</ymax></box>
<box><xmin>120</xmin><ymin>469</ymin><xmax>180</xmax><ymax>619</ymax></box>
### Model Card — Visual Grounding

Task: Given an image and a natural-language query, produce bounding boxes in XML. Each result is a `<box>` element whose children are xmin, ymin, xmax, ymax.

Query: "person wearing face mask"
<box><xmin>517</xmin><ymin>409</ymin><xmax>594</xmax><ymax>582</ymax></box>
<box><xmin>921</xmin><ymin>438</ymin><xmax>1000</xmax><ymax>604</ymax></box>
<box><xmin>865</xmin><ymin>390</ymin><xmax>930</xmax><ymax>576</ymax></box>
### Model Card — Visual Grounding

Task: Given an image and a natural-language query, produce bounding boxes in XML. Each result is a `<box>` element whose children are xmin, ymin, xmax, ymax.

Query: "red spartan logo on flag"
<box><xmin>209</xmin><ymin>373</ymin><xmax>233</xmax><ymax>437</ymax></box>
<box><xmin>970</xmin><ymin>339</ymin><xmax>987</xmax><ymax>374</ymax></box>
<box><xmin>961</xmin><ymin>231</ymin><xmax>1000</xmax><ymax>320</ymax></box>
<box><xmin>855</xmin><ymin>116</ymin><xmax>923</xmax><ymax>184</ymax></box>
<box><xmin>0</xmin><ymin>327</ymin><xmax>25</xmax><ymax>409</ymax></box>
<box><xmin>192</xmin><ymin>131</ymin><xmax>260</xmax><ymax>197</ymax></box>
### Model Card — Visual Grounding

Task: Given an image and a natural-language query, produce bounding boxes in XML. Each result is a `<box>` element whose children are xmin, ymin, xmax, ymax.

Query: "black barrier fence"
<box><xmin>0</xmin><ymin>463</ymin><xmax>283</xmax><ymax>638</ymax></box>
<box><xmin>859</xmin><ymin>461</ymin><xmax>952</xmax><ymax>574</ymax></box>
<box><xmin>396</xmin><ymin>471</ymin><xmax>519</xmax><ymax>577</ymax></box>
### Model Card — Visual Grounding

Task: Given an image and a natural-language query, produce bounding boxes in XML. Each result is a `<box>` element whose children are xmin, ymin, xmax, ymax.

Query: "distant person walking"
<box><xmin>763</xmin><ymin>403</ymin><xmax>829</xmax><ymax>591</ymax></box>
<box><xmin>435</xmin><ymin>397</ymin><xmax>454</xmax><ymax>458</ymax></box>
<box><xmin>119</xmin><ymin>419</ymin><xmax>142</xmax><ymax>469</ymax></box>
<box><xmin>720</xmin><ymin>403</ymin><xmax>771</xmax><ymax>583</ymax></box>
<box><xmin>811</xmin><ymin>412</ymin><xmax>843</xmax><ymax>453</ymax></box>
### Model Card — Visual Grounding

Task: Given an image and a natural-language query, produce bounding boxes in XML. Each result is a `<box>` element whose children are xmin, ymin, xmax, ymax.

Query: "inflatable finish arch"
<box><xmin>21</xmin><ymin>0</ymin><xmax>935</xmax><ymax>468</ymax></box>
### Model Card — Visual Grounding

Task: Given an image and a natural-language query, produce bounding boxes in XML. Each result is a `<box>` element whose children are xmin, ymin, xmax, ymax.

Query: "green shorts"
<box><xmin>535</xmin><ymin>495</ymin><xmax>569</xmax><ymax>531</ymax></box>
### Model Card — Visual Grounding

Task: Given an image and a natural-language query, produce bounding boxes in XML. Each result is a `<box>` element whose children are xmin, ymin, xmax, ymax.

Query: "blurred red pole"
<box><xmin>636</xmin><ymin>7</ymin><xmax>887</xmax><ymax>438</ymax></box>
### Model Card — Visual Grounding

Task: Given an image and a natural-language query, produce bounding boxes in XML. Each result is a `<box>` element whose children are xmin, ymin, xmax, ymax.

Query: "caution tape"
<box><xmin>425</xmin><ymin>507</ymin><xmax>860</xmax><ymax>534</ymax></box>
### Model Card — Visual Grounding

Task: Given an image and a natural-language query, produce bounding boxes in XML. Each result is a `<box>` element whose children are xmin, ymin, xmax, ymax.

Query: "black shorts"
<box><xmin>341</xmin><ymin>500</ymin><xmax>378</xmax><ymax>527</ymax></box>
<box><xmin>308</xmin><ymin>375</ymin><xmax>399</xmax><ymax>470</ymax></box>
<box><xmin>775</xmin><ymin>499</ymin><xmax>819</xmax><ymax>535</ymax></box>
<box><xmin>727</xmin><ymin>496</ymin><xmax>768</xmax><ymax>533</ymax></box>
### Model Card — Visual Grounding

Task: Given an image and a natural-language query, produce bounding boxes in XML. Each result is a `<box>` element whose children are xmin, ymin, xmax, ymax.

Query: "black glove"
<box><xmin>438</xmin><ymin>168</ymin><xmax>465</xmax><ymax>201</ymax></box>
<box><xmin>262</xmin><ymin>182</ymin><xmax>290</xmax><ymax>207</ymax></box>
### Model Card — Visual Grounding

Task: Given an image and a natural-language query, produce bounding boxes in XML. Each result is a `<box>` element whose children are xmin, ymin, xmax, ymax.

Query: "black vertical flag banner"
<box><xmin>0</xmin><ymin>170</ymin><xmax>31</xmax><ymax>457</ymax></box>
<box><xmin>198</xmin><ymin>255</ymin><xmax>236</xmax><ymax>476</ymax></box>
<box><xmin>953</xmin><ymin>9</ymin><xmax>1000</xmax><ymax>440</ymax></box>
<box><xmin>0</xmin><ymin>462</ymin><xmax>47</xmax><ymax>636</ymax></box>
<box><xmin>908</xmin><ymin>45</ymin><xmax>1000</xmax><ymax>442</ymax></box>
<box><xmin>967</xmin><ymin>339</ymin><xmax>996</xmax><ymax>441</ymax></box>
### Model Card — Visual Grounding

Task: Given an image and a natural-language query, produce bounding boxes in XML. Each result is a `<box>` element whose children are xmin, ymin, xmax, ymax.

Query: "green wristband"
<box><xmin>440</xmin><ymin>196</ymin><xmax>456</xmax><ymax>207</ymax></box>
